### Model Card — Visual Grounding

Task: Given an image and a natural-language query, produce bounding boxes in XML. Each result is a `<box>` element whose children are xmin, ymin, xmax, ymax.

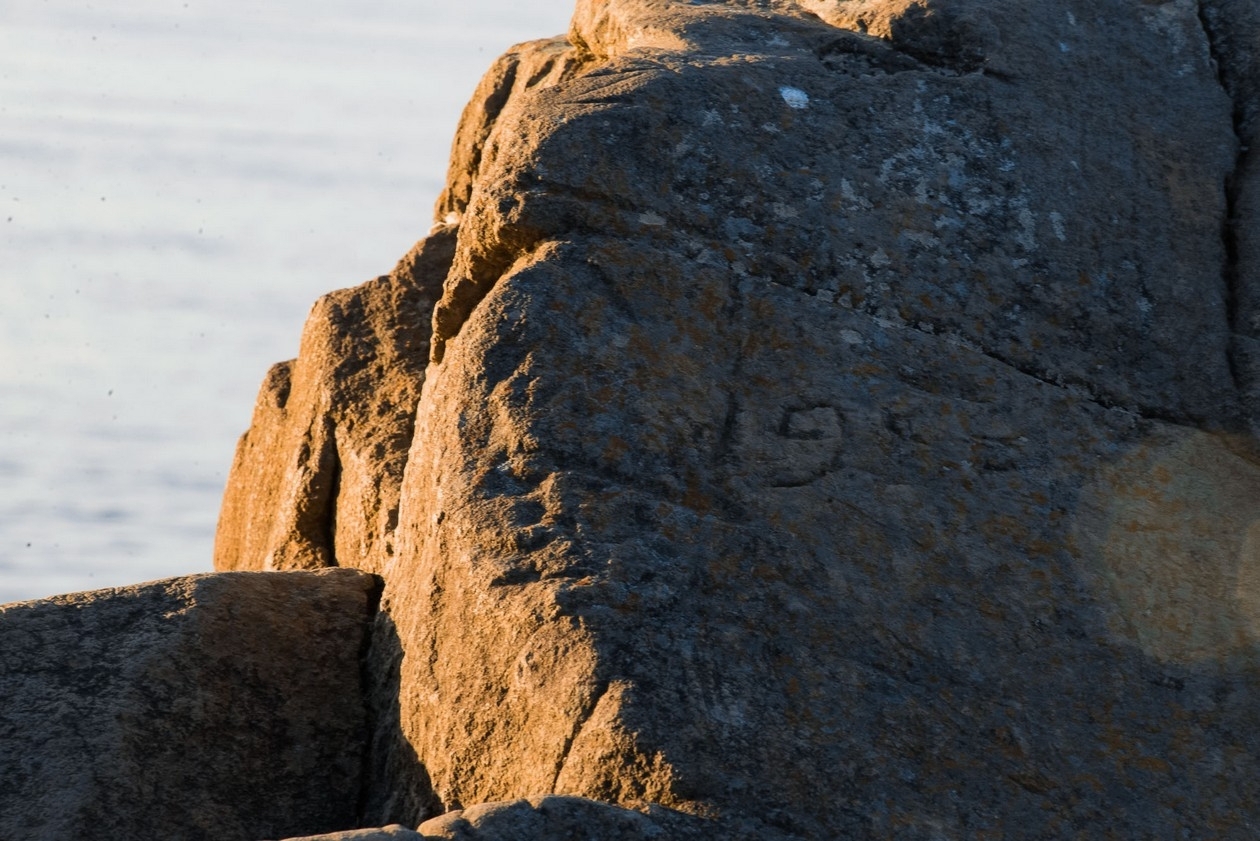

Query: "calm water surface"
<box><xmin>0</xmin><ymin>1</ymin><xmax>572</xmax><ymax>603</ymax></box>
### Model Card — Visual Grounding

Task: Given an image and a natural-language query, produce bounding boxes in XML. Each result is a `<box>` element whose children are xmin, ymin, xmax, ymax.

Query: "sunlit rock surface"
<box><xmin>216</xmin><ymin>0</ymin><xmax>1260</xmax><ymax>837</ymax></box>
<box><xmin>214</xmin><ymin>231</ymin><xmax>455</xmax><ymax>576</ymax></box>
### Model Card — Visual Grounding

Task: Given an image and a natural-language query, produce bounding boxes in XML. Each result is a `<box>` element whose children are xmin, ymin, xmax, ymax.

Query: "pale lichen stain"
<box><xmin>778</xmin><ymin>86</ymin><xmax>810</xmax><ymax>109</ymax></box>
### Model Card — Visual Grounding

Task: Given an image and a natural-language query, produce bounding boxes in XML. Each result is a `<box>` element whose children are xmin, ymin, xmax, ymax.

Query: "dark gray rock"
<box><xmin>1199</xmin><ymin>0</ymin><xmax>1260</xmax><ymax>427</ymax></box>
<box><xmin>0</xmin><ymin>569</ymin><xmax>379</xmax><ymax>841</ymax></box>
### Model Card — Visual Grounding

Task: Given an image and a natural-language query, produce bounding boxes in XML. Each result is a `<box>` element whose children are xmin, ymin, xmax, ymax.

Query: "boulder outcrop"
<box><xmin>215</xmin><ymin>231</ymin><xmax>455</xmax><ymax>575</ymax></box>
<box><xmin>207</xmin><ymin>0</ymin><xmax>1260</xmax><ymax>837</ymax></box>
<box><xmin>0</xmin><ymin>569</ymin><xmax>379</xmax><ymax>841</ymax></box>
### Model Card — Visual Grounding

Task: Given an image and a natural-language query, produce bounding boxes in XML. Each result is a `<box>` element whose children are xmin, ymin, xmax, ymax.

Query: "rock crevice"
<box><xmin>1197</xmin><ymin>0</ymin><xmax>1260</xmax><ymax>429</ymax></box>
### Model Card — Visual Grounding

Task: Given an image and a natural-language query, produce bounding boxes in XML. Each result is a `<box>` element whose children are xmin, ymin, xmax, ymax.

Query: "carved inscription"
<box><xmin>735</xmin><ymin>405</ymin><xmax>844</xmax><ymax>488</ymax></box>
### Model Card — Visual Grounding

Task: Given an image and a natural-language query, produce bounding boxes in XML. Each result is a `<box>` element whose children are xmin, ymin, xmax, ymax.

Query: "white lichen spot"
<box><xmin>701</xmin><ymin>109</ymin><xmax>724</xmax><ymax>127</ymax></box>
<box><xmin>1067</xmin><ymin>10</ymin><xmax>1076</xmax><ymax>25</ymax></box>
<box><xmin>1059</xmin><ymin>41</ymin><xmax>1070</xmax><ymax>53</ymax></box>
<box><xmin>443</xmin><ymin>211</ymin><xmax>462</xmax><ymax>225</ymax></box>
<box><xmin>870</xmin><ymin>248</ymin><xmax>891</xmax><ymax>268</ymax></box>
<box><xmin>840</xmin><ymin>329</ymin><xmax>865</xmax><ymax>345</ymax></box>
<box><xmin>639</xmin><ymin>211</ymin><xmax>666</xmax><ymax>226</ymax></box>
<box><xmin>767</xmin><ymin>34</ymin><xmax>789</xmax><ymax>47</ymax></box>
<box><xmin>1049</xmin><ymin>211</ymin><xmax>1066</xmax><ymax>241</ymax></box>
<box><xmin>761</xmin><ymin>122</ymin><xmax>781</xmax><ymax>134</ymax></box>
<box><xmin>779</xmin><ymin>86</ymin><xmax>810</xmax><ymax>109</ymax></box>
<box><xmin>1137</xmin><ymin>296</ymin><xmax>1153</xmax><ymax>315</ymax></box>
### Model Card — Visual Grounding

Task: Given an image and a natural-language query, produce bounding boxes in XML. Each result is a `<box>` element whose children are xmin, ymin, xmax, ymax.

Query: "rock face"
<box><xmin>216</xmin><ymin>1</ymin><xmax>1260</xmax><ymax>837</ymax></box>
<box><xmin>215</xmin><ymin>231</ymin><xmax>455</xmax><ymax>575</ymax></box>
<box><xmin>0</xmin><ymin>570</ymin><xmax>379</xmax><ymax>841</ymax></box>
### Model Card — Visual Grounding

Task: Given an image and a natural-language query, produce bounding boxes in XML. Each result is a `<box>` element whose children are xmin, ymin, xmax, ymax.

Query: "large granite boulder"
<box><xmin>0</xmin><ymin>569</ymin><xmax>379</xmax><ymax>841</ymax></box>
<box><xmin>216</xmin><ymin>0</ymin><xmax>1260</xmax><ymax>837</ymax></box>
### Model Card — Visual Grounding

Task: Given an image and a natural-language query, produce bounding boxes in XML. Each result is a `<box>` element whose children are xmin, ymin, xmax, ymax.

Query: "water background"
<box><xmin>1</xmin><ymin>1</ymin><xmax>572</xmax><ymax>603</ymax></box>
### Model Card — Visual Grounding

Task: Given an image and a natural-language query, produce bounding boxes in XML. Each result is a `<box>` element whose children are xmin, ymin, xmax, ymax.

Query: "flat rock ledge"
<box><xmin>273</xmin><ymin>796</ymin><xmax>707</xmax><ymax>841</ymax></box>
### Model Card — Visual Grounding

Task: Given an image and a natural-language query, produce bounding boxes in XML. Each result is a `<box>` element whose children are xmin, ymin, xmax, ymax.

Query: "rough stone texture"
<box><xmin>215</xmin><ymin>229</ymin><xmax>454</xmax><ymax>575</ymax></box>
<box><xmin>1200</xmin><ymin>0</ymin><xmax>1260</xmax><ymax>424</ymax></box>
<box><xmin>273</xmin><ymin>826</ymin><xmax>425</xmax><ymax>841</ymax></box>
<box><xmin>218</xmin><ymin>1</ymin><xmax>1260</xmax><ymax>838</ymax></box>
<box><xmin>417</xmin><ymin>796</ymin><xmax>704</xmax><ymax>840</ymax></box>
<box><xmin>271</xmin><ymin>798</ymin><xmax>699</xmax><ymax>841</ymax></box>
<box><xmin>0</xmin><ymin>570</ymin><xmax>379</xmax><ymax>841</ymax></box>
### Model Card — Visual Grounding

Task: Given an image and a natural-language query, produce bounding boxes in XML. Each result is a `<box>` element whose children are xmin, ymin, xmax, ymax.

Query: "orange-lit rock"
<box><xmin>214</xmin><ymin>229</ymin><xmax>454</xmax><ymax>575</ymax></box>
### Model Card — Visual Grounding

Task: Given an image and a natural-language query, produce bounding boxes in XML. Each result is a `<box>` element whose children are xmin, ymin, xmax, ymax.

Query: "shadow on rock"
<box><xmin>360</xmin><ymin>604</ymin><xmax>443</xmax><ymax>827</ymax></box>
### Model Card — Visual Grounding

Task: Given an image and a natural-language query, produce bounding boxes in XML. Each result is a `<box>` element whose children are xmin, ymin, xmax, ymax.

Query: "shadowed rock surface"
<box><xmin>206</xmin><ymin>1</ymin><xmax>1260</xmax><ymax>837</ymax></box>
<box><xmin>0</xmin><ymin>570</ymin><xmax>379</xmax><ymax>841</ymax></box>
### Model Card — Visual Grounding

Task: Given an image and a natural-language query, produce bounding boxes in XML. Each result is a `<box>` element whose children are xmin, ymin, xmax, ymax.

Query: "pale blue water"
<box><xmin>0</xmin><ymin>1</ymin><xmax>572</xmax><ymax>603</ymax></box>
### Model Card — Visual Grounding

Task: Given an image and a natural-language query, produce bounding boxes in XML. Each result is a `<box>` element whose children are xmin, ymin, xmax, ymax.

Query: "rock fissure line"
<box><xmin>763</xmin><ymin>276</ymin><xmax>1193</xmax><ymax>427</ymax></box>
<box><xmin>353</xmin><ymin>575</ymin><xmax>387</xmax><ymax>824</ymax></box>
<box><xmin>1194</xmin><ymin>0</ymin><xmax>1249</xmax><ymax>390</ymax></box>
<box><xmin>971</xmin><ymin>344</ymin><xmax>1194</xmax><ymax>428</ymax></box>
<box><xmin>324</xmin><ymin>443</ymin><xmax>343</xmax><ymax>568</ymax></box>
<box><xmin>549</xmin><ymin>678</ymin><xmax>612</xmax><ymax>794</ymax></box>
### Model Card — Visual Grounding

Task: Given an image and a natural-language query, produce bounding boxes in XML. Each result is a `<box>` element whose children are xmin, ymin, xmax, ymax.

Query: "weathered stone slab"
<box><xmin>0</xmin><ymin>569</ymin><xmax>379</xmax><ymax>841</ymax></box>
